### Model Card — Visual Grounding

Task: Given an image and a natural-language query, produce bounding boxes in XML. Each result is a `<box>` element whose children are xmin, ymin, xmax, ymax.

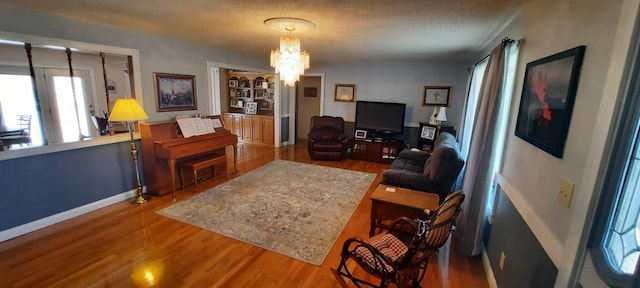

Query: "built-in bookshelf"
<box><xmin>227</xmin><ymin>72</ymin><xmax>274</xmax><ymax>116</ymax></box>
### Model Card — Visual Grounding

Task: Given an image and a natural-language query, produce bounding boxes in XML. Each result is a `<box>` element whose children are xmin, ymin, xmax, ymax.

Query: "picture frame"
<box><xmin>423</xmin><ymin>86</ymin><xmax>451</xmax><ymax>106</ymax></box>
<box><xmin>245</xmin><ymin>102</ymin><xmax>258</xmax><ymax>114</ymax></box>
<box><xmin>515</xmin><ymin>45</ymin><xmax>586</xmax><ymax>158</ymax></box>
<box><xmin>334</xmin><ymin>84</ymin><xmax>356</xmax><ymax>102</ymax></box>
<box><xmin>420</xmin><ymin>125</ymin><xmax>437</xmax><ymax>140</ymax></box>
<box><xmin>355</xmin><ymin>129</ymin><xmax>367</xmax><ymax>139</ymax></box>
<box><xmin>228</xmin><ymin>79</ymin><xmax>238</xmax><ymax>87</ymax></box>
<box><xmin>154</xmin><ymin>72</ymin><xmax>197</xmax><ymax>111</ymax></box>
<box><xmin>304</xmin><ymin>87</ymin><xmax>318</xmax><ymax>97</ymax></box>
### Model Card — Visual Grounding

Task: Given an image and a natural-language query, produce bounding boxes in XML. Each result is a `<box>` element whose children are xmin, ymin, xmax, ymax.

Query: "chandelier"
<box><xmin>265</xmin><ymin>17</ymin><xmax>314</xmax><ymax>87</ymax></box>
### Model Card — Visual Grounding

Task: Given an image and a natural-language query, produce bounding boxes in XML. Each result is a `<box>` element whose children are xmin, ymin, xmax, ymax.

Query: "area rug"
<box><xmin>156</xmin><ymin>160</ymin><xmax>376</xmax><ymax>265</ymax></box>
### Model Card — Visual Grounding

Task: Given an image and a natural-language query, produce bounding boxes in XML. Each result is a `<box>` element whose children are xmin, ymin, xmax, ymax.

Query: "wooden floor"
<box><xmin>0</xmin><ymin>142</ymin><xmax>489</xmax><ymax>288</ymax></box>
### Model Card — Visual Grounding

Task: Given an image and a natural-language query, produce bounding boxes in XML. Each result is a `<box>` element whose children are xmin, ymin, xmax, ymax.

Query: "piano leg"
<box><xmin>169</xmin><ymin>158</ymin><xmax>177</xmax><ymax>201</ymax></box>
<box><xmin>232</xmin><ymin>143</ymin><xmax>237</xmax><ymax>175</ymax></box>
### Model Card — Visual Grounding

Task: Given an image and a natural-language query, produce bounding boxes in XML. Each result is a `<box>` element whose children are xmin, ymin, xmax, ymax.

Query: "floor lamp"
<box><xmin>109</xmin><ymin>98</ymin><xmax>149</xmax><ymax>204</ymax></box>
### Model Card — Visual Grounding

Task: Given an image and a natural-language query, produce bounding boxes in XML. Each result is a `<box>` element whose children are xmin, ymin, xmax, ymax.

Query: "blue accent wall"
<box><xmin>486</xmin><ymin>186</ymin><xmax>557</xmax><ymax>287</ymax></box>
<box><xmin>0</xmin><ymin>141</ymin><xmax>137</xmax><ymax>231</ymax></box>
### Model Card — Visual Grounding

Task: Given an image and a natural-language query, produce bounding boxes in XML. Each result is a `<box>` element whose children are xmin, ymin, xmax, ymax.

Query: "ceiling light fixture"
<box><xmin>264</xmin><ymin>17</ymin><xmax>315</xmax><ymax>87</ymax></box>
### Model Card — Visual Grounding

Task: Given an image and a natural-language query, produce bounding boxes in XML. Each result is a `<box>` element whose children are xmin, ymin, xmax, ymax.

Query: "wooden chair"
<box><xmin>333</xmin><ymin>191</ymin><xmax>464</xmax><ymax>288</ymax></box>
<box><xmin>1</xmin><ymin>115</ymin><xmax>32</xmax><ymax>148</ymax></box>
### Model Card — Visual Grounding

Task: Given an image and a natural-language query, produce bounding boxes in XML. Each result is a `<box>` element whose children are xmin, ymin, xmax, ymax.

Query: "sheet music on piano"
<box><xmin>177</xmin><ymin>118</ymin><xmax>216</xmax><ymax>138</ymax></box>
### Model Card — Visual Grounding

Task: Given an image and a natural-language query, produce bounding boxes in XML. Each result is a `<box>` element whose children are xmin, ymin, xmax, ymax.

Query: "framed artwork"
<box><xmin>515</xmin><ymin>45</ymin><xmax>586</xmax><ymax>158</ymax></box>
<box><xmin>154</xmin><ymin>73</ymin><xmax>197</xmax><ymax>111</ymax></box>
<box><xmin>355</xmin><ymin>129</ymin><xmax>367</xmax><ymax>139</ymax></box>
<box><xmin>304</xmin><ymin>87</ymin><xmax>318</xmax><ymax>97</ymax></box>
<box><xmin>245</xmin><ymin>102</ymin><xmax>258</xmax><ymax>114</ymax></box>
<box><xmin>228</xmin><ymin>79</ymin><xmax>238</xmax><ymax>87</ymax></box>
<box><xmin>423</xmin><ymin>86</ymin><xmax>451</xmax><ymax>106</ymax></box>
<box><xmin>420</xmin><ymin>125</ymin><xmax>437</xmax><ymax>140</ymax></box>
<box><xmin>334</xmin><ymin>84</ymin><xmax>356</xmax><ymax>102</ymax></box>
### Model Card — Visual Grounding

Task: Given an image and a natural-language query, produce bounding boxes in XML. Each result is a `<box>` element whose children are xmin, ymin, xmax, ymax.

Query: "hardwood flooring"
<box><xmin>0</xmin><ymin>142</ymin><xmax>489</xmax><ymax>288</ymax></box>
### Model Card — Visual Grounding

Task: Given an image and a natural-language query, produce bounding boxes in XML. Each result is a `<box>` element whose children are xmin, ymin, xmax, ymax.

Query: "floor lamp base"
<box><xmin>132</xmin><ymin>194</ymin><xmax>150</xmax><ymax>204</ymax></box>
<box><xmin>131</xmin><ymin>186</ymin><xmax>150</xmax><ymax>204</ymax></box>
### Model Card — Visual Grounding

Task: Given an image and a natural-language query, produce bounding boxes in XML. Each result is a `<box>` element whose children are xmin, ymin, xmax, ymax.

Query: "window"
<box><xmin>51</xmin><ymin>74</ymin><xmax>90</xmax><ymax>142</ymax></box>
<box><xmin>460</xmin><ymin>58</ymin><xmax>487</xmax><ymax>159</ymax></box>
<box><xmin>588</xmin><ymin>38</ymin><xmax>640</xmax><ymax>287</ymax></box>
<box><xmin>0</xmin><ymin>74</ymin><xmax>43</xmax><ymax>146</ymax></box>
<box><xmin>605</xmin><ymin>143</ymin><xmax>640</xmax><ymax>274</ymax></box>
<box><xmin>0</xmin><ymin>67</ymin><xmax>93</xmax><ymax>146</ymax></box>
<box><xmin>460</xmin><ymin>43</ymin><xmax>520</xmax><ymax>217</ymax></box>
<box><xmin>0</xmin><ymin>36</ymin><xmax>137</xmax><ymax>151</ymax></box>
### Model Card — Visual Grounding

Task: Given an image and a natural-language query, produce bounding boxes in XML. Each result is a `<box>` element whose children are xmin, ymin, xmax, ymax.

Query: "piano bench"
<box><xmin>180</xmin><ymin>154</ymin><xmax>227</xmax><ymax>193</ymax></box>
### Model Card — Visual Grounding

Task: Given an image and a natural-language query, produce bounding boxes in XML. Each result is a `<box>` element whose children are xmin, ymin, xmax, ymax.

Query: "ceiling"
<box><xmin>2</xmin><ymin>0</ymin><xmax>527</xmax><ymax>64</ymax></box>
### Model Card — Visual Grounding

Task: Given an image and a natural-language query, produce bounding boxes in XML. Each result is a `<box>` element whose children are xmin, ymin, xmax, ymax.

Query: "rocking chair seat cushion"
<box><xmin>353</xmin><ymin>234</ymin><xmax>408</xmax><ymax>273</ymax></box>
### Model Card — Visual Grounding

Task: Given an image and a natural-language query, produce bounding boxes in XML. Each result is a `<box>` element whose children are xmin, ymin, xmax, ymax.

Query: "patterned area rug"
<box><xmin>157</xmin><ymin>160</ymin><xmax>376</xmax><ymax>265</ymax></box>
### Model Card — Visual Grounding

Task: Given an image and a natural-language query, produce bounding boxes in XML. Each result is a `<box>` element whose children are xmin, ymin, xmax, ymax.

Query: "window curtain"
<box><xmin>457</xmin><ymin>43</ymin><xmax>507</xmax><ymax>256</ymax></box>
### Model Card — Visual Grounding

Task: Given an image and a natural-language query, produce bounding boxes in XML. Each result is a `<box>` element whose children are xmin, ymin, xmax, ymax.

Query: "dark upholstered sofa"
<box><xmin>307</xmin><ymin>116</ymin><xmax>349</xmax><ymax>160</ymax></box>
<box><xmin>381</xmin><ymin>132</ymin><xmax>464</xmax><ymax>202</ymax></box>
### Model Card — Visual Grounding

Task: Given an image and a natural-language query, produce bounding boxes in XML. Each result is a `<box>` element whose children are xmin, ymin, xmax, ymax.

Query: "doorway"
<box><xmin>295</xmin><ymin>75</ymin><xmax>322</xmax><ymax>142</ymax></box>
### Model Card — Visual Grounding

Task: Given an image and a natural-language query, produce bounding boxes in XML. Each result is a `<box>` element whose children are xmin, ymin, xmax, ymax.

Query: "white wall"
<box><xmin>312</xmin><ymin>59</ymin><xmax>470</xmax><ymax>129</ymax></box>
<box><xmin>485</xmin><ymin>0</ymin><xmax>632</xmax><ymax>286</ymax></box>
<box><xmin>502</xmin><ymin>0</ymin><xmax>621</xmax><ymax>248</ymax></box>
<box><xmin>0</xmin><ymin>3</ymin><xmax>268</xmax><ymax>123</ymax></box>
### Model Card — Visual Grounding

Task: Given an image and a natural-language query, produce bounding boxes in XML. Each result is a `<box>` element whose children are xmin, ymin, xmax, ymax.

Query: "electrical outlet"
<box><xmin>558</xmin><ymin>178</ymin><xmax>574</xmax><ymax>208</ymax></box>
<box><xmin>499</xmin><ymin>252</ymin><xmax>506</xmax><ymax>271</ymax></box>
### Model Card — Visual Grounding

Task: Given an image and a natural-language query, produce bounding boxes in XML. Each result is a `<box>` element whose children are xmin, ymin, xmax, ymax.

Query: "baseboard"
<box><xmin>0</xmin><ymin>189</ymin><xmax>137</xmax><ymax>243</ymax></box>
<box><xmin>481</xmin><ymin>245</ymin><xmax>499</xmax><ymax>288</ymax></box>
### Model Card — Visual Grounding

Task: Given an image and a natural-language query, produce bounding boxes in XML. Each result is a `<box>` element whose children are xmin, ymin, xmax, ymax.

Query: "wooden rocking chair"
<box><xmin>333</xmin><ymin>191</ymin><xmax>464</xmax><ymax>288</ymax></box>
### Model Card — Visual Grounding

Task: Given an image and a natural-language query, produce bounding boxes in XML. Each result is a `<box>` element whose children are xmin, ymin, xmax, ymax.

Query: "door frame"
<box><xmin>205</xmin><ymin>61</ymin><xmax>281</xmax><ymax>146</ymax></box>
<box><xmin>291</xmin><ymin>73</ymin><xmax>325</xmax><ymax>145</ymax></box>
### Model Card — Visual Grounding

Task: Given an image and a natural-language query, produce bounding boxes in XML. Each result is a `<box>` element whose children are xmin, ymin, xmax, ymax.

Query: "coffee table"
<box><xmin>369</xmin><ymin>184</ymin><xmax>440</xmax><ymax>236</ymax></box>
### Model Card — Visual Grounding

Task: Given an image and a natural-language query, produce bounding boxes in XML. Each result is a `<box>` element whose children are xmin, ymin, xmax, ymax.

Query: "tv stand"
<box><xmin>351</xmin><ymin>139</ymin><xmax>403</xmax><ymax>163</ymax></box>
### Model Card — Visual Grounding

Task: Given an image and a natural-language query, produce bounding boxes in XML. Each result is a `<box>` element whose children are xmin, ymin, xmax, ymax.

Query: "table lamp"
<box><xmin>109</xmin><ymin>98</ymin><xmax>149</xmax><ymax>204</ymax></box>
<box><xmin>436</xmin><ymin>106</ymin><xmax>448</xmax><ymax>133</ymax></box>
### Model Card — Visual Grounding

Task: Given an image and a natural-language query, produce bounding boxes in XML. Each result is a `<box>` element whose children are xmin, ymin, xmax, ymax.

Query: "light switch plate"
<box><xmin>558</xmin><ymin>178</ymin><xmax>574</xmax><ymax>208</ymax></box>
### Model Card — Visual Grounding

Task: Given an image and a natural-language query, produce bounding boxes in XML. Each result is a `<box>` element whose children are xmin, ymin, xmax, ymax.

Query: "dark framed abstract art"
<box><xmin>515</xmin><ymin>46</ymin><xmax>586</xmax><ymax>158</ymax></box>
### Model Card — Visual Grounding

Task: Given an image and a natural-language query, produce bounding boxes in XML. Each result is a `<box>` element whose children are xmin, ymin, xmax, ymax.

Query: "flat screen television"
<box><xmin>355</xmin><ymin>101</ymin><xmax>406</xmax><ymax>135</ymax></box>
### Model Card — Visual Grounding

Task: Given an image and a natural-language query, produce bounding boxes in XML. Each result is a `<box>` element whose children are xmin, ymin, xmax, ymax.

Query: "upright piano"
<box><xmin>140</xmin><ymin>121</ymin><xmax>237</xmax><ymax>198</ymax></box>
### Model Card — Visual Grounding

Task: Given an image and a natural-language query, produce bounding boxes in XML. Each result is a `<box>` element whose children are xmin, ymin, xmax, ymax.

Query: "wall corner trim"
<box><xmin>482</xmin><ymin>245</ymin><xmax>499</xmax><ymax>288</ymax></box>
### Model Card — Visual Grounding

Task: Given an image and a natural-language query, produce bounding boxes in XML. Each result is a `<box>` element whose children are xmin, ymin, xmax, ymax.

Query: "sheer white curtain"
<box><xmin>457</xmin><ymin>41</ymin><xmax>520</xmax><ymax>256</ymax></box>
<box><xmin>460</xmin><ymin>59</ymin><xmax>488</xmax><ymax>160</ymax></box>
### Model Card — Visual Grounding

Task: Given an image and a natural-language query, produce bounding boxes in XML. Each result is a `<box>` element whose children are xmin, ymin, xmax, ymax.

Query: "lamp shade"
<box><xmin>109</xmin><ymin>98</ymin><xmax>148</xmax><ymax>122</ymax></box>
<box><xmin>436</xmin><ymin>107</ymin><xmax>448</xmax><ymax>122</ymax></box>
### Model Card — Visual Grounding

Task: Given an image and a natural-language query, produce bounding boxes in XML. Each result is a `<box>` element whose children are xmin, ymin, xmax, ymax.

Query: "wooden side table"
<box><xmin>369</xmin><ymin>184</ymin><xmax>440</xmax><ymax>237</ymax></box>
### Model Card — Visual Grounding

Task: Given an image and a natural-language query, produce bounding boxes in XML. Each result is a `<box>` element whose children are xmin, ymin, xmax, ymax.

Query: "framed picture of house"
<box><xmin>420</xmin><ymin>125</ymin><xmax>436</xmax><ymax>140</ymax></box>
<box><xmin>154</xmin><ymin>72</ymin><xmax>197</xmax><ymax>111</ymax></box>
<box><xmin>423</xmin><ymin>86</ymin><xmax>451</xmax><ymax>106</ymax></box>
<box><xmin>334</xmin><ymin>84</ymin><xmax>356</xmax><ymax>102</ymax></box>
<box><xmin>515</xmin><ymin>45</ymin><xmax>586</xmax><ymax>158</ymax></box>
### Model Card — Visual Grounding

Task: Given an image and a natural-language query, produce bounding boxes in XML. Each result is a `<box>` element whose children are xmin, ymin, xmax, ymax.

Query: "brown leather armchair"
<box><xmin>307</xmin><ymin>116</ymin><xmax>349</xmax><ymax>161</ymax></box>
